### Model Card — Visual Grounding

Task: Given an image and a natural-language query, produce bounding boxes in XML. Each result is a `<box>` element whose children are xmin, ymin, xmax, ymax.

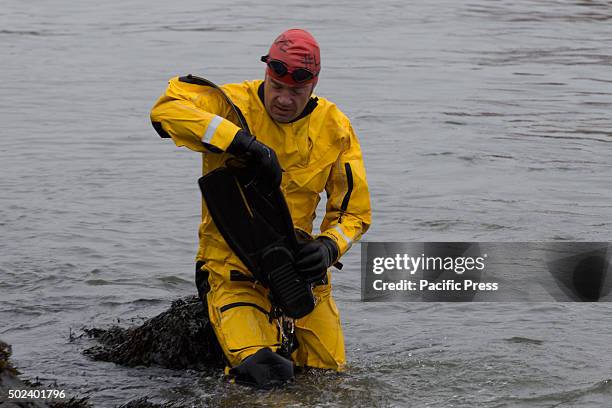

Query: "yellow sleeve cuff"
<box><xmin>319</xmin><ymin>224</ymin><xmax>353</xmax><ymax>258</ymax></box>
<box><xmin>208</xmin><ymin>117</ymin><xmax>241</xmax><ymax>152</ymax></box>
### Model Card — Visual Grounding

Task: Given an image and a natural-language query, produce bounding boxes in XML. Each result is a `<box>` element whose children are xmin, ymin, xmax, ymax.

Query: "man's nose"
<box><xmin>276</xmin><ymin>92</ymin><xmax>293</xmax><ymax>106</ymax></box>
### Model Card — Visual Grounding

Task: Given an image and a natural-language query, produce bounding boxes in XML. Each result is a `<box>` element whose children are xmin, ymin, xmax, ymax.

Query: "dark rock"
<box><xmin>50</xmin><ymin>397</ymin><xmax>92</xmax><ymax>408</ymax></box>
<box><xmin>83</xmin><ymin>296</ymin><xmax>224</xmax><ymax>370</ymax></box>
<box><xmin>1</xmin><ymin>340</ymin><xmax>45</xmax><ymax>408</ymax></box>
<box><xmin>117</xmin><ymin>397</ymin><xmax>178</xmax><ymax>408</ymax></box>
<box><xmin>1</xmin><ymin>340</ymin><xmax>19</xmax><ymax>376</ymax></box>
<box><xmin>1</xmin><ymin>340</ymin><xmax>91</xmax><ymax>408</ymax></box>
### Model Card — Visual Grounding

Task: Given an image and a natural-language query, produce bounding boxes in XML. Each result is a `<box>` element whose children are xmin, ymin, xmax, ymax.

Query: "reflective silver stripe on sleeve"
<box><xmin>333</xmin><ymin>224</ymin><xmax>353</xmax><ymax>249</ymax></box>
<box><xmin>202</xmin><ymin>115</ymin><xmax>223</xmax><ymax>144</ymax></box>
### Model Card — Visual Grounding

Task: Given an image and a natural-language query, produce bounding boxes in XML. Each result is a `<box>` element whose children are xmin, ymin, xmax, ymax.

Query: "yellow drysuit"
<box><xmin>151</xmin><ymin>75</ymin><xmax>371</xmax><ymax>370</ymax></box>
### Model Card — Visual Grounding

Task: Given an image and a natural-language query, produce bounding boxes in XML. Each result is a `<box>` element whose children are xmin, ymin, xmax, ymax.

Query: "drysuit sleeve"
<box><xmin>150</xmin><ymin>76</ymin><xmax>241</xmax><ymax>153</ymax></box>
<box><xmin>318</xmin><ymin>119</ymin><xmax>372</xmax><ymax>259</ymax></box>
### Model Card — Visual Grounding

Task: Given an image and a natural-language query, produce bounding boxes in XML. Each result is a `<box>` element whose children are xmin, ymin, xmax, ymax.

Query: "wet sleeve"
<box><xmin>318</xmin><ymin>120</ymin><xmax>372</xmax><ymax>259</ymax></box>
<box><xmin>150</xmin><ymin>76</ymin><xmax>241</xmax><ymax>153</ymax></box>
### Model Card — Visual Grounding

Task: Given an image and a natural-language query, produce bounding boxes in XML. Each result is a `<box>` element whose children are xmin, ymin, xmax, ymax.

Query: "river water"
<box><xmin>1</xmin><ymin>0</ymin><xmax>611</xmax><ymax>406</ymax></box>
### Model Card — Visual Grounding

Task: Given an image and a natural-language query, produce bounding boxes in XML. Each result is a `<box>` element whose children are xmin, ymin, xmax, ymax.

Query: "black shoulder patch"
<box><xmin>179</xmin><ymin>74</ymin><xmax>214</xmax><ymax>87</ymax></box>
<box><xmin>152</xmin><ymin>121</ymin><xmax>171</xmax><ymax>138</ymax></box>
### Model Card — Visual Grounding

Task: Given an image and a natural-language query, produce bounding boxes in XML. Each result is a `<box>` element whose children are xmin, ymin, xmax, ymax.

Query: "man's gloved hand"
<box><xmin>295</xmin><ymin>237</ymin><xmax>339</xmax><ymax>283</ymax></box>
<box><xmin>227</xmin><ymin>129</ymin><xmax>282</xmax><ymax>189</ymax></box>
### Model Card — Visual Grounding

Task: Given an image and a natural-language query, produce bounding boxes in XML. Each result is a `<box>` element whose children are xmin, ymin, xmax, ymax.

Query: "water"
<box><xmin>1</xmin><ymin>0</ymin><xmax>611</xmax><ymax>406</ymax></box>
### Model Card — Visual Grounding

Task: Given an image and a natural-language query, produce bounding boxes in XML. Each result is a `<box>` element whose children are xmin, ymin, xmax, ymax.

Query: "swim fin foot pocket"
<box><xmin>229</xmin><ymin>348</ymin><xmax>294</xmax><ymax>389</ymax></box>
<box><xmin>262</xmin><ymin>245</ymin><xmax>315</xmax><ymax>319</ymax></box>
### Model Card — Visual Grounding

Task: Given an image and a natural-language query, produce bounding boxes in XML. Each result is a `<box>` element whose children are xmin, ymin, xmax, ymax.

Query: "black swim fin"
<box><xmin>198</xmin><ymin>160</ymin><xmax>315</xmax><ymax>319</ymax></box>
<box><xmin>229</xmin><ymin>347</ymin><xmax>294</xmax><ymax>389</ymax></box>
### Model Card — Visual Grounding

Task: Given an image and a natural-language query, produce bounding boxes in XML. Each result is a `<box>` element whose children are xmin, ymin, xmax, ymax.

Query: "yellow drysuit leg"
<box><xmin>202</xmin><ymin>263</ymin><xmax>345</xmax><ymax>370</ymax></box>
<box><xmin>292</xmin><ymin>274</ymin><xmax>346</xmax><ymax>370</ymax></box>
<box><xmin>203</xmin><ymin>263</ymin><xmax>280</xmax><ymax>367</ymax></box>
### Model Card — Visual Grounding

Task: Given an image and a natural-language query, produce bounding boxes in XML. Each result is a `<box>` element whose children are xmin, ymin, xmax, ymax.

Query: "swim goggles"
<box><xmin>261</xmin><ymin>55</ymin><xmax>317</xmax><ymax>83</ymax></box>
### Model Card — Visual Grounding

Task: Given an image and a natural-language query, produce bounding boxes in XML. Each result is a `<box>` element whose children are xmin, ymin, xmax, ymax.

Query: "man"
<box><xmin>150</xmin><ymin>29</ymin><xmax>371</xmax><ymax>387</ymax></box>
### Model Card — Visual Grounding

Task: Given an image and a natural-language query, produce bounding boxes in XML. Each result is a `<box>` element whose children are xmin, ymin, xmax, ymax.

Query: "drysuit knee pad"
<box><xmin>229</xmin><ymin>347</ymin><xmax>294</xmax><ymax>389</ymax></box>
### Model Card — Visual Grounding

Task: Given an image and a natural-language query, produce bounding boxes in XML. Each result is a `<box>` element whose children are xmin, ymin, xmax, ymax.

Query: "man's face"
<box><xmin>263</xmin><ymin>75</ymin><xmax>314</xmax><ymax>123</ymax></box>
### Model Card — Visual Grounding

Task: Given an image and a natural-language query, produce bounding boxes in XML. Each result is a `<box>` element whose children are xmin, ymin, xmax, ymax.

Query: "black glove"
<box><xmin>295</xmin><ymin>237</ymin><xmax>339</xmax><ymax>283</ymax></box>
<box><xmin>227</xmin><ymin>129</ymin><xmax>282</xmax><ymax>189</ymax></box>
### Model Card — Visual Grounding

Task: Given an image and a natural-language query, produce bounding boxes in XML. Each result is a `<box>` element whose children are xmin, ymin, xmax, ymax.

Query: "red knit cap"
<box><xmin>264</xmin><ymin>29</ymin><xmax>320</xmax><ymax>86</ymax></box>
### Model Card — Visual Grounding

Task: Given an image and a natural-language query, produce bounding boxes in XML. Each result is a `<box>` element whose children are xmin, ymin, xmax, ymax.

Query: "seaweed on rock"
<box><xmin>83</xmin><ymin>296</ymin><xmax>224</xmax><ymax>370</ymax></box>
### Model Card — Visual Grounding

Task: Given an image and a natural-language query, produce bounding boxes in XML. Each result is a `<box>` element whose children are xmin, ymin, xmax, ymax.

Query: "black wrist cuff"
<box><xmin>227</xmin><ymin>129</ymin><xmax>253</xmax><ymax>156</ymax></box>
